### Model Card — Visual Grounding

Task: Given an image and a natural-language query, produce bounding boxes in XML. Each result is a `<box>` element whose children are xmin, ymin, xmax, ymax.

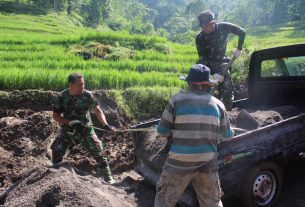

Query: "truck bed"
<box><xmin>131</xmin><ymin>105</ymin><xmax>305</xmax><ymax>206</ymax></box>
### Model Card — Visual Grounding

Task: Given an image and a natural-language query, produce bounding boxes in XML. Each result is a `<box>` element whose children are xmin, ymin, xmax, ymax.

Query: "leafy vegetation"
<box><xmin>123</xmin><ymin>86</ymin><xmax>180</xmax><ymax>120</ymax></box>
<box><xmin>1</xmin><ymin>0</ymin><xmax>305</xmax><ymax>43</ymax></box>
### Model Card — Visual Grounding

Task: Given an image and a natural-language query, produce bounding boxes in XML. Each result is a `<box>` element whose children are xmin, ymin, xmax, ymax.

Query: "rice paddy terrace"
<box><xmin>0</xmin><ymin>13</ymin><xmax>198</xmax><ymax>90</ymax></box>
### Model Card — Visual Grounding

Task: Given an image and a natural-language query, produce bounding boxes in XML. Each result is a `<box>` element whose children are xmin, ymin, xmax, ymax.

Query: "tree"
<box><xmin>83</xmin><ymin>0</ymin><xmax>112</xmax><ymax>27</ymax></box>
<box><xmin>101</xmin><ymin>0</ymin><xmax>112</xmax><ymax>19</ymax></box>
<box><xmin>270</xmin><ymin>0</ymin><xmax>288</xmax><ymax>23</ymax></box>
<box><xmin>185</xmin><ymin>0</ymin><xmax>206</xmax><ymax>21</ymax></box>
<box><xmin>67</xmin><ymin>0</ymin><xmax>74</xmax><ymax>15</ymax></box>
<box><xmin>32</xmin><ymin>0</ymin><xmax>52</xmax><ymax>11</ymax></box>
<box><xmin>288</xmin><ymin>0</ymin><xmax>305</xmax><ymax>20</ymax></box>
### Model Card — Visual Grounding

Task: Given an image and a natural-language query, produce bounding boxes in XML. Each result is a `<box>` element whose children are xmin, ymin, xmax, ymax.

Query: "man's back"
<box><xmin>154</xmin><ymin>64</ymin><xmax>232</xmax><ymax>207</ymax></box>
<box><xmin>157</xmin><ymin>90</ymin><xmax>233</xmax><ymax>173</ymax></box>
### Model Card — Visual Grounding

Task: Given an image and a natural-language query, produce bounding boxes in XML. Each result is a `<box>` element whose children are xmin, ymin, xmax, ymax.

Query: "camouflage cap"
<box><xmin>198</xmin><ymin>10</ymin><xmax>214</xmax><ymax>27</ymax></box>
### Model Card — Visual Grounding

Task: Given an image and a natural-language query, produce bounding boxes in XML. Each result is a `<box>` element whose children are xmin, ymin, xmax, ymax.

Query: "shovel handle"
<box><xmin>224</xmin><ymin>55</ymin><xmax>237</xmax><ymax>72</ymax></box>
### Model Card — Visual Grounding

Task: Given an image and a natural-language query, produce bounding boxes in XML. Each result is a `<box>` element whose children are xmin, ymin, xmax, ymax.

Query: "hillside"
<box><xmin>0</xmin><ymin>12</ymin><xmax>193</xmax><ymax>119</ymax></box>
<box><xmin>1</xmin><ymin>11</ymin><xmax>305</xmax><ymax>207</ymax></box>
<box><xmin>1</xmin><ymin>12</ymin><xmax>305</xmax><ymax>119</ymax></box>
<box><xmin>0</xmin><ymin>13</ymin><xmax>195</xmax><ymax>90</ymax></box>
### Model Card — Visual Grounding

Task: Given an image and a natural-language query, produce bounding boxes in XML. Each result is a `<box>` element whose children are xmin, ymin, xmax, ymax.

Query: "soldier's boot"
<box><xmin>100</xmin><ymin>166</ymin><xmax>116</xmax><ymax>184</ymax></box>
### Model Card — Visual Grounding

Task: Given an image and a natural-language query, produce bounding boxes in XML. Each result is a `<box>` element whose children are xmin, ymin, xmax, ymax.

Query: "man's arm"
<box><xmin>52</xmin><ymin>94</ymin><xmax>71</xmax><ymax>125</ymax></box>
<box><xmin>91</xmin><ymin>105</ymin><xmax>108</xmax><ymax>127</ymax></box>
<box><xmin>195</xmin><ymin>33</ymin><xmax>206</xmax><ymax>59</ymax></box>
<box><xmin>216</xmin><ymin>100</ymin><xmax>234</xmax><ymax>140</ymax></box>
<box><xmin>53</xmin><ymin>111</ymin><xmax>70</xmax><ymax>125</ymax></box>
<box><xmin>219</xmin><ymin>109</ymin><xmax>234</xmax><ymax>140</ymax></box>
<box><xmin>223</xmin><ymin>22</ymin><xmax>246</xmax><ymax>50</ymax></box>
<box><xmin>157</xmin><ymin>99</ymin><xmax>174</xmax><ymax>138</ymax></box>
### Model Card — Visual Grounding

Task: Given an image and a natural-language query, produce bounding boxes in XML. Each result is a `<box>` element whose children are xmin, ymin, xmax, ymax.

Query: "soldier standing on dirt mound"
<box><xmin>196</xmin><ymin>10</ymin><xmax>246</xmax><ymax>110</ymax></box>
<box><xmin>51</xmin><ymin>72</ymin><xmax>116</xmax><ymax>184</ymax></box>
<box><xmin>154</xmin><ymin>64</ymin><xmax>234</xmax><ymax>207</ymax></box>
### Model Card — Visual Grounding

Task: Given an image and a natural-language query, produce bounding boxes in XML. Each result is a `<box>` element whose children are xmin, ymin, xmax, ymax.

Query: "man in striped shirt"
<box><xmin>154</xmin><ymin>64</ymin><xmax>234</xmax><ymax>207</ymax></box>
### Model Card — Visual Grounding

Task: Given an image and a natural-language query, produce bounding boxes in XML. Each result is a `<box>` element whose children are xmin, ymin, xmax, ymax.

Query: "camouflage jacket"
<box><xmin>53</xmin><ymin>89</ymin><xmax>98</xmax><ymax>127</ymax></box>
<box><xmin>195</xmin><ymin>22</ymin><xmax>246</xmax><ymax>64</ymax></box>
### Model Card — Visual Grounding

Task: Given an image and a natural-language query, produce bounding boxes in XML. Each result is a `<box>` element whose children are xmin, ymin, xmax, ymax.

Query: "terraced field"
<box><xmin>1</xmin><ymin>12</ymin><xmax>305</xmax><ymax>119</ymax></box>
<box><xmin>0</xmin><ymin>13</ymin><xmax>198</xmax><ymax>90</ymax></box>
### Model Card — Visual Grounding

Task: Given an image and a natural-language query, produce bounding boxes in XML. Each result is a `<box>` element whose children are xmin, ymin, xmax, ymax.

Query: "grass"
<box><xmin>1</xmin><ymin>12</ymin><xmax>305</xmax><ymax>119</ymax></box>
<box><xmin>245</xmin><ymin>20</ymin><xmax>305</xmax><ymax>50</ymax></box>
<box><xmin>123</xmin><ymin>86</ymin><xmax>181</xmax><ymax>120</ymax></box>
<box><xmin>0</xmin><ymin>68</ymin><xmax>186</xmax><ymax>90</ymax></box>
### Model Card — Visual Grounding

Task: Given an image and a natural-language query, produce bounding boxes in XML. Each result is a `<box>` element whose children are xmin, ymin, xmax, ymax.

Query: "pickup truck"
<box><xmin>131</xmin><ymin>44</ymin><xmax>305</xmax><ymax>207</ymax></box>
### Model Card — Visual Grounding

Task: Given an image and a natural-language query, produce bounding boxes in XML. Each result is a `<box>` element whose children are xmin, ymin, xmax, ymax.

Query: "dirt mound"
<box><xmin>0</xmin><ymin>90</ymin><xmax>139</xmax><ymax>207</ymax></box>
<box><xmin>0</xmin><ymin>110</ymin><xmax>134</xmax><ymax>180</ymax></box>
<box><xmin>1</xmin><ymin>163</ymin><xmax>136</xmax><ymax>207</ymax></box>
<box><xmin>0</xmin><ymin>110</ymin><xmax>59</xmax><ymax>190</ymax></box>
<box><xmin>0</xmin><ymin>110</ymin><xmax>58</xmax><ymax>156</ymax></box>
<box><xmin>229</xmin><ymin>105</ymin><xmax>300</xmax><ymax>131</ymax></box>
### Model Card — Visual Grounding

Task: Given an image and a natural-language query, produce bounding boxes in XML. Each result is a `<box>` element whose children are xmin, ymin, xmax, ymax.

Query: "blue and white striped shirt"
<box><xmin>157</xmin><ymin>90</ymin><xmax>234</xmax><ymax>173</ymax></box>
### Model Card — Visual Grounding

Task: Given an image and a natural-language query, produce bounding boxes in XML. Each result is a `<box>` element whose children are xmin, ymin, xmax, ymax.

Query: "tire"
<box><xmin>241</xmin><ymin>160</ymin><xmax>282</xmax><ymax>207</ymax></box>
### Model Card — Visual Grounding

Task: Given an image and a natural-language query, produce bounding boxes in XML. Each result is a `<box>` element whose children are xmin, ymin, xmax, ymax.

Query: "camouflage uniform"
<box><xmin>196</xmin><ymin>22</ymin><xmax>246</xmax><ymax>110</ymax></box>
<box><xmin>51</xmin><ymin>89</ymin><xmax>112</xmax><ymax>179</ymax></box>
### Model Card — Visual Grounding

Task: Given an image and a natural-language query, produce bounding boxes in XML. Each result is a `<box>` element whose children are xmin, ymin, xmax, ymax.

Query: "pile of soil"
<box><xmin>229</xmin><ymin>105</ymin><xmax>300</xmax><ymax>131</ymax></box>
<box><xmin>0</xmin><ymin>90</ymin><xmax>145</xmax><ymax>207</ymax></box>
<box><xmin>1</xmin><ymin>163</ymin><xmax>137</xmax><ymax>207</ymax></box>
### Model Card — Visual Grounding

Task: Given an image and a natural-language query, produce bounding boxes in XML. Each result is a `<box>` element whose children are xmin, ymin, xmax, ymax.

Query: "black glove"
<box><xmin>102</xmin><ymin>124</ymin><xmax>116</xmax><ymax>132</ymax></box>
<box><xmin>69</xmin><ymin>120</ymin><xmax>83</xmax><ymax>132</ymax></box>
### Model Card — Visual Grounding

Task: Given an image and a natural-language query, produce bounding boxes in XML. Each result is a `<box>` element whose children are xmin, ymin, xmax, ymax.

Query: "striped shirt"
<box><xmin>157</xmin><ymin>90</ymin><xmax>234</xmax><ymax>173</ymax></box>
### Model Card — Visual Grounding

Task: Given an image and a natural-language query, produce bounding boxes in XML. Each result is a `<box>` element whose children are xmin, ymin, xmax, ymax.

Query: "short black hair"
<box><xmin>188</xmin><ymin>83</ymin><xmax>211</xmax><ymax>92</ymax></box>
<box><xmin>68</xmin><ymin>72</ymin><xmax>83</xmax><ymax>84</ymax></box>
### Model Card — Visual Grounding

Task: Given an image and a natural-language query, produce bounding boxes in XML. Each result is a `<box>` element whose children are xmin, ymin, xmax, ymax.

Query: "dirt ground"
<box><xmin>0</xmin><ymin>90</ymin><xmax>148</xmax><ymax>207</ymax></box>
<box><xmin>1</xmin><ymin>90</ymin><xmax>305</xmax><ymax>207</ymax></box>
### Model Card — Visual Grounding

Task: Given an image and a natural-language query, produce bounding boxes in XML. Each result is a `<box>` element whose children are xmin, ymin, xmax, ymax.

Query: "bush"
<box><xmin>123</xmin><ymin>86</ymin><xmax>180</xmax><ymax>120</ymax></box>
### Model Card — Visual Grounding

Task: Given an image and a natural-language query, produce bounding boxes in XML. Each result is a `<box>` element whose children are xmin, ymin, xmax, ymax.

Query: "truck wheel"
<box><xmin>241</xmin><ymin>161</ymin><xmax>282</xmax><ymax>207</ymax></box>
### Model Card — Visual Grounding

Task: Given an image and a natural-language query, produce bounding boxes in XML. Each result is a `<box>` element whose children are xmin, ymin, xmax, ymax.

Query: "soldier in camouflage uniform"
<box><xmin>51</xmin><ymin>72</ymin><xmax>116</xmax><ymax>184</ymax></box>
<box><xmin>196</xmin><ymin>10</ymin><xmax>246</xmax><ymax>110</ymax></box>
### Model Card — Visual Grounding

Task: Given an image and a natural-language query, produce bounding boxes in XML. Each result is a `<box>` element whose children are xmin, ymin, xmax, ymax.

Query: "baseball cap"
<box><xmin>198</xmin><ymin>10</ymin><xmax>214</xmax><ymax>27</ymax></box>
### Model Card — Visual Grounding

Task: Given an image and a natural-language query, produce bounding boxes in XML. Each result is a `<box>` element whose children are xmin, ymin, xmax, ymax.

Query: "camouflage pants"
<box><xmin>197</xmin><ymin>59</ymin><xmax>234</xmax><ymax>110</ymax></box>
<box><xmin>51</xmin><ymin>127</ymin><xmax>109</xmax><ymax>169</ymax></box>
<box><xmin>209</xmin><ymin>62</ymin><xmax>234</xmax><ymax>110</ymax></box>
<box><xmin>154</xmin><ymin>171</ymin><xmax>223</xmax><ymax>207</ymax></box>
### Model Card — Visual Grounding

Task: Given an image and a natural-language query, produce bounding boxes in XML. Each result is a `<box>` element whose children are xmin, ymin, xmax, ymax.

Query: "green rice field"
<box><xmin>0</xmin><ymin>13</ymin><xmax>196</xmax><ymax>90</ymax></box>
<box><xmin>1</xmin><ymin>12</ymin><xmax>305</xmax><ymax>91</ymax></box>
